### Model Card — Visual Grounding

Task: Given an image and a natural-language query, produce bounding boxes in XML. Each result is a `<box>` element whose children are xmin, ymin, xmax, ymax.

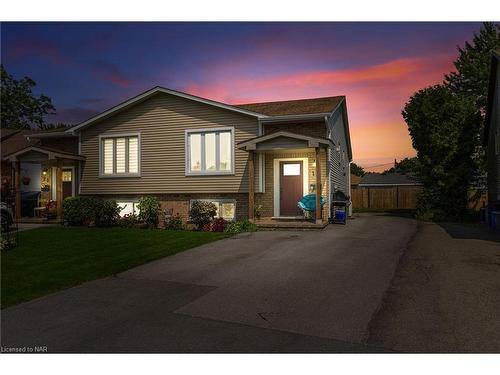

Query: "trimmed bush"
<box><xmin>189</xmin><ymin>201</ymin><xmax>217</xmax><ymax>230</ymax></box>
<box><xmin>117</xmin><ymin>213</ymin><xmax>138</xmax><ymax>228</ymax></box>
<box><xmin>165</xmin><ymin>213</ymin><xmax>185</xmax><ymax>230</ymax></box>
<box><xmin>63</xmin><ymin>196</ymin><xmax>87</xmax><ymax>225</ymax></box>
<box><xmin>137</xmin><ymin>196</ymin><xmax>160</xmax><ymax>228</ymax></box>
<box><xmin>224</xmin><ymin>219</ymin><xmax>257</xmax><ymax>235</ymax></box>
<box><xmin>63</xmin><ymin>196</ymin><xmax>120</xmax><ymax>227</ymax></box>
<box><xmin>95</xmin><ymin>199</ymin><xmax>121</xmax><ymax>227</ymax></box>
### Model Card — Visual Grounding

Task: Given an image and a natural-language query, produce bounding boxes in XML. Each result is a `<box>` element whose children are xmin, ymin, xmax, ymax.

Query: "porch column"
<box><xmin>14</xmin><ymin>160</ymin><xmax>21</xmax><ymax>220</ymax></box>
<box><xmin>56</xmin><ymin>159</ymin><xmax>63</xmax><ymax>219</ymax></box>
<box><xmin>248</xmin><ymin>151</ymin><xmax>255</xmax><ymax>220</ymax></box>
<box><xmin>315</xmin><ymin>147</ymin><xmax>322</xmax><ymax>223</ymax></box>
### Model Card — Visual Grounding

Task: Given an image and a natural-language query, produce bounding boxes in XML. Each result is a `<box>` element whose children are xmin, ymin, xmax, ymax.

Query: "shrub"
<box><xmin>117</xmin><ymin>213</ymin><xmax>138</xmax><ymax>228</ymax></box>
<box><xmin>95</xmin><ymin>199</ymin><xmax>121</xmax><ymax>227</ymax></box>
<box><xmin>224</xmin><ymin>219</ymin><xmax>257</xmax><ymax>235</ymax></box>
<box><xmin>137</xmin><ymin>196</ymin><xmax>160</xmax><ymax>228</ymax></box>
<box><xmin>165</xmin><ymin>213</ymin><xmax>185</xmax><ymax>230</ymax></box>
<box><xmin>189</xmin><ymin>201</ymin><xmax>217</xmax><ymax>230</ymax></box>
<box><xmin>63</xmin><ymin>196</ymin><xmax>120</xmax><ymax>226</ymax></box>
<box><xmin>211</xmin><ymin>217</ymin><xmax>227</xmax><ymax>232</ymax></box>
<box><xmin>0</xmin><ymin>235</ymin><xmax>17</xmax><ymax>251</ymax></box>
<box><xmin>63</xmin><ymin>196</ymin><xmax>98</xmax><ymax>225</ymax></box>
<box><xmin>63</xmin><ymin>196</ymin><xmax>87</xmax><ymax>225</ymax></box>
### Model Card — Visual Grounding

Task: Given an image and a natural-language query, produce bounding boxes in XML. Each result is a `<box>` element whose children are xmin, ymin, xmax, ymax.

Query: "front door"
<box><xmin>62</xmin><ymin>168</ymin><xmax>74</xmax><ymax>199</ymax></box>
<box><xmin>279</xmin><ymin>161</ymin><xmax>303</xmax><ymax>216</ymax></box>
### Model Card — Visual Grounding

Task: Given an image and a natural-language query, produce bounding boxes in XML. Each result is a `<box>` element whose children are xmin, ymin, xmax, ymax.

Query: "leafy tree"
<box><xmin>350</xmin><ymin>162</ymin><xmax>365</xmax><ymax>177</ymax></box>
<box><xmin>383</xmin><ymin>157</ymin><xmax>420</xmax><ymax>175</ymax></box>
<box><xmin>444</xmin><ymin>22</ymin><xmax>500</xmax><ymax>181</ymax></box>
<box><xmin>445</xmin><ymin>22</ymin><xmax>500</xmax><ymax>114</ymax></box>
<box><xmin>402</xmin><ymin>85</ymin><xmax>481</xmax><ymax>220</ymax></box>
<box><xmin>1</xmin><ymin>64</ymin><xmax>55</xmax><ymax>129</ymax></box>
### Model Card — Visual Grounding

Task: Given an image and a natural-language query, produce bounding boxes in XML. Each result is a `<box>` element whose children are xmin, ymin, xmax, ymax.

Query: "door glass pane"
<box><xmin>116</xmin><ymin>138</ymin><xmax>126</xmax><ymax>173</ymax></box>
<box><xmin>189</xmin><ymin>134</ymin><xmax>202</xmax><ymax>172</ymax></box>
<box><xmin>219</xmin><ymin>131</ymin><xmax>232</xmax><ymax>171</ymax></box>
<box><xmin>283</xmin><ymin>163</ymin><xmax>301</xmax><ymax>176</ymax></box>
<box><xmin>103</xmin><ymin>139</ymin><xmax>114</xmax><ymax>174</ymax></box>
<box><xmin>205</xmin><ymin>133</ymin><xmax>216</xmax><ymax>171</ymax></box>
<box><xmin>128</xmin><ymin>137</ymin><xmax>138</xmax><ymax>173</ymax></box>
<box><xmin>62</xmin><ymin>170</ymin><xmax>72</xmax><ymax>182</ymax></box>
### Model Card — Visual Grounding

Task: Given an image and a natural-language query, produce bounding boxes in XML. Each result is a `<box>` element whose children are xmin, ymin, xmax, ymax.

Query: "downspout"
<box><xmin>325</xmin><ymin>115</ymin><xmax>332</xmax><ymax>220</ymax></box>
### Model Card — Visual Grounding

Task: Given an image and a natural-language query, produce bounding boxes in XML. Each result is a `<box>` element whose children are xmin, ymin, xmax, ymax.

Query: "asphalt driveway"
<box><xmin>1</xmin><ymin>214</ymin><xmax>416</xmax><ymax>353</ymax></box>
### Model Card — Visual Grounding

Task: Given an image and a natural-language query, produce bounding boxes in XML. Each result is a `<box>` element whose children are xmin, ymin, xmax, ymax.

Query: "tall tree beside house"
<box><xmin>0</xmin><ymin>64</ymin><xmax>56</xmax><ymax>129</ymax></box>
<box><xmin>350</xmin><ymin>162</ymin><xmax>365</xmax><ymax>177</ymax></box>
<box><xmin>444</xmin><ymin>22</ymin><xmax>500</xmax><ymax>181</ymax></box>
<box><xmin>402</xmin><ymin>85</ymin><xmax>482</xmax><ymax>220</ymax></box>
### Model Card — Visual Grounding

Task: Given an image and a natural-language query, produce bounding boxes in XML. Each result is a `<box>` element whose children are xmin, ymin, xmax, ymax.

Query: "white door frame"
<box><xmin>273</xmin><ymin>157</ymin><xmax>309</xmax><ymax>217</ymax></box>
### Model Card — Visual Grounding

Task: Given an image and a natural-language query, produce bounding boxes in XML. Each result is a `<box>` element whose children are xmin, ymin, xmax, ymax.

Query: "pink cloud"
<box><xmin>8</xmin><ymin>38</ymin><xmax>69</xmax><ymax>65</ymax></box>
<box><xmin>179</xmin><ymin>54</ymin><xmax>455</xmax><ymax>167</ymax></box>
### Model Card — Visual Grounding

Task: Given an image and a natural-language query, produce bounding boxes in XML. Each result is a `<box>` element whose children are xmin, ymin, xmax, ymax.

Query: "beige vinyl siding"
<box><xmin>79</xmin><ymin>92</ymin><xmax>260</xmax><ymax>194</ymax></box>
<box><xmin>327</xmin><ymin>106</ymin><xmax>350</xmax><ymax>195</ymax></box>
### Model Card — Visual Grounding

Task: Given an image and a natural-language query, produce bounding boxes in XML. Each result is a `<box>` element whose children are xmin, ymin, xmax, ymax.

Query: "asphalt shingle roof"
<box><xmin>358</xmin><ymin>173</ymin><xmax>421</xmax><ymax>186</ymax></box>
<box><xmin>236</xmin><ymin>96</ymin><xmax>344</xmax><ymax>116</ymax></box>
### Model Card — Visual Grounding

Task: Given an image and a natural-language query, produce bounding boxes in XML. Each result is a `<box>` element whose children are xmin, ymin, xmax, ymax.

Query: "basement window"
<box><xmin>190</xmin><ymin>199</ymin><xmax>236</xmax><ymax>221</ymax></box>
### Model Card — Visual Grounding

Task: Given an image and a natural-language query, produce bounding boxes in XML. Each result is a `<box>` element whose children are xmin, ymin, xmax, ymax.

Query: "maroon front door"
<box><xmin>279</xmin><ymin>161</ymin><xmax>303</xmax><ymax>216</ymax></box>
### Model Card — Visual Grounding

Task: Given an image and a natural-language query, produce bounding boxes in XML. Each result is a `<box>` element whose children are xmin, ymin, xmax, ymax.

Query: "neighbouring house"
<box><xmin>1</xmin><ymin>86</ymin><xmax>352</xmax><ymax>227</ymax></box>
<box><xmin>1</xmin><ymin>128</ymin><xmax>81</xmax><ymax>219</ymax></box>
<box><xmin>485</xmin><ymin>50</ymin><xmax>500</xmax><ymax>227</ymax></box>
<box><xmin>351</xmin><ymin>172</ymin><xmax>422</xmax><ymax>210</ymax></box>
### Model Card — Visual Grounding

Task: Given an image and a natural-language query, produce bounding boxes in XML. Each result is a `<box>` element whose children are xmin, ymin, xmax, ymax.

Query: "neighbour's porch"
<box><xmin>3</xmin><ymin>146</ymin><xmax>84</xmax><ymax>221</ymax></box>
<box><xmin>238</xmin><ymin>130</ymin><xmax>332</xmax><ymax>227</ymax></box>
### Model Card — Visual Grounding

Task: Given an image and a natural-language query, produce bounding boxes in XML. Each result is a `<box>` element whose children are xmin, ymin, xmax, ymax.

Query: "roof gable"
<box><xmin>69</xmin><ymin>86</ymin><xmax>267</xmax><ymax>133</ymax></box>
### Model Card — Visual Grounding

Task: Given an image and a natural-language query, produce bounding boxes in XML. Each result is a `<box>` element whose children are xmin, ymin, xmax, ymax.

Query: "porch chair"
<box><xmin>33</xmin><ymin>196</ymin><xmax>49</xmax><ymax>218</ymax></box>
<box><xmin>297</xmin><ymin>194</ymin><xmax>327</xmax><ymax>220</ymax></box>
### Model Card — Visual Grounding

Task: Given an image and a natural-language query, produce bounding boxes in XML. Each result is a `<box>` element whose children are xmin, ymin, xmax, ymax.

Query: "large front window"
<box><xmin>101</xmin><ymin>134</ymin><xmax>140</xmax><ymax>176</ymax></box>
<box><xmin>186</xmin><ymin>128</ymin><xmax>234</xmax><ymax>174</ymax></box>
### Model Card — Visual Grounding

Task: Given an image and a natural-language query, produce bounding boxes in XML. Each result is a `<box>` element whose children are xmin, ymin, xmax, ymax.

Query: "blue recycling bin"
<box><xmin>490</xmin><ymin>211</ymin><xmax>498</xmax><ymax>229</ymax></box>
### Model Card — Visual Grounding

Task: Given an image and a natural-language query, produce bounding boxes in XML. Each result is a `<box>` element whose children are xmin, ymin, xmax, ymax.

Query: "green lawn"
<box><xmin>1</xmin><ymin>227</ymin><xmax>228</xmax><ymax>308</ymax></box>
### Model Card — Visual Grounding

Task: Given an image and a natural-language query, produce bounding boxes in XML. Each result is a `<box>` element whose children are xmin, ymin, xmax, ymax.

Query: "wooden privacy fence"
<box><xmin>351</xmin><ymin>186</ymin><xmax>423</xmax><ymax>210</ymax></box>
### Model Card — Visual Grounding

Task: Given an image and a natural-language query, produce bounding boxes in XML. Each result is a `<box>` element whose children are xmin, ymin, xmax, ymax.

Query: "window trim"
<box><xmin>99</xmin><ymin>132</ymin><xmax>141</xmax><ymax>178</ymax></box>
<box><xmin>185</xmin><ymin>127</ymin><xmax>235</xmax><ymax>176</ymax></box>
<box><xmin>189</xmin><ymin>198</ymin><xmax>237</xmax><ymax>221</ymax></box>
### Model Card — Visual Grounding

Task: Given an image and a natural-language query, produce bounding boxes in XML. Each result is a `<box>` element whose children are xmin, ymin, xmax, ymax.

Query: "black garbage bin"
<box><xmin>329</xmin><ymin>190</ymin><xmax>350</xmax><ymax>225</ymax></box>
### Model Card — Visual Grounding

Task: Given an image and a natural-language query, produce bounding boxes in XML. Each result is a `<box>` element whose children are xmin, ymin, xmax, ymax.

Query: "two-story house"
<box><xmin>3</xmin><ymin>86</ymin><xmax>352</xmax><ymax>227</ymax></box>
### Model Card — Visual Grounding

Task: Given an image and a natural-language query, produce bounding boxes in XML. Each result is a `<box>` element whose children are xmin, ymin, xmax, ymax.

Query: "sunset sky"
<box><xmin>1</xmin><ymin>22</ymin><xmax>482</xmax><ymax>170</ymax></box>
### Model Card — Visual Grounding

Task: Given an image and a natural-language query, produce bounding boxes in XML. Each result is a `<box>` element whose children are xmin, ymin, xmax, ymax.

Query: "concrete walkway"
<box><xmin>1</xmin><ymin>214</ymin><xmax>417</xmax><ymax>353</ymax></box>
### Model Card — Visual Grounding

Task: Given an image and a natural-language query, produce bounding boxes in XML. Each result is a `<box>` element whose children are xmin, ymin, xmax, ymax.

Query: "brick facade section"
<box><xmin>107</xmin><ymin>193</ymin><xmax>248</xmax><ymax>225</ymax></box>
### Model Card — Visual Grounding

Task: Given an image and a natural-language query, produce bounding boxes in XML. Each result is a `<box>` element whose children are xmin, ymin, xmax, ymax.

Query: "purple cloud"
<box><xmin>89</xmin><ymin>60</ymin><xmax>133</xmax><ymax>88</ymax></box>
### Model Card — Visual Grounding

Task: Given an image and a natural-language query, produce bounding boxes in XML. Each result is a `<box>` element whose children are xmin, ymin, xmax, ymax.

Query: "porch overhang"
<box><xmin>237</xmin><ymin>131</ymin><xmax>333</xmax><ymax>152</ymax></box>
<box><xmin>3</xmin><ymin>145</ymin><xmax>85</xmax><ymax>162</ymax></box>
